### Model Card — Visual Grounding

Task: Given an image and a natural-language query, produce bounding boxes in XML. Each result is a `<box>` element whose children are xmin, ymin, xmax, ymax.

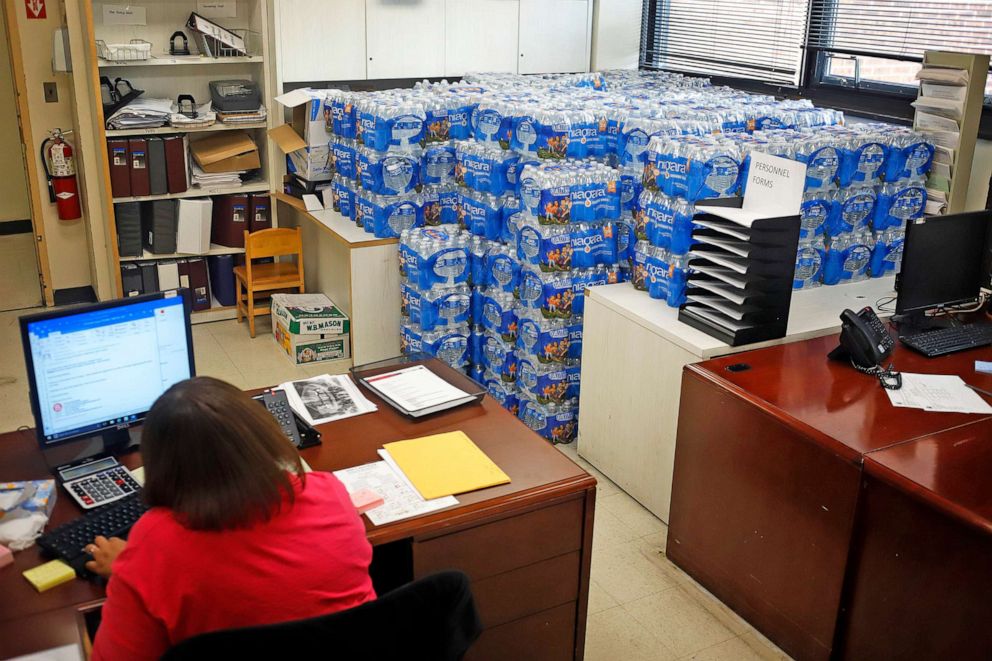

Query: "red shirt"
<box><xmin>92</xmin><ymin>472</ymin><xmax>375</xmax><ymax>661</ymax></box>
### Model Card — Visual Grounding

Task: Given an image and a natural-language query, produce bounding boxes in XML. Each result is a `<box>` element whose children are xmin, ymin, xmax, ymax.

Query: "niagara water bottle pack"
<box><xmin>353</xmin><ymin>189</ymin><xmax>424</xmax><ymax>238</ymax></box>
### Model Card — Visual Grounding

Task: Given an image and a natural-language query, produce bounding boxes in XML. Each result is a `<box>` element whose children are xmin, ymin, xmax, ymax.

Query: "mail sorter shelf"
<box><xmin>678</xmin><ymin>206</ymin><xmax>801</xmax><ymax>347</ymax></box>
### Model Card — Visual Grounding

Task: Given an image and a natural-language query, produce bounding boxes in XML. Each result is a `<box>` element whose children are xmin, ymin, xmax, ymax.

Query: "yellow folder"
<box><xmin>383</xmin><ymin>431</ymin><xmax>511</xmax><ymax>500</ymax></box>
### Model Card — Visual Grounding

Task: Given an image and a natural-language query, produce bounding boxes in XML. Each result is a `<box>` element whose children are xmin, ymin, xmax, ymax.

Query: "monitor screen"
<box><xmin>21</xmin><ymin>292</ymin><xmax>194</xmax><ymax>447</ymax></box>
<box><xmin>896</xmin><ymin>212</ymin><xmax>991</xmax><ymax>315</ymax></box>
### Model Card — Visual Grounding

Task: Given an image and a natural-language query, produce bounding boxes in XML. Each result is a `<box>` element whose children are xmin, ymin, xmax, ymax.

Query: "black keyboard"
<box><xmin>899</xmin><ymin>323</ymin><xmax>992</xmax><ymax>357</ymax></box>
<box><xmin>37</xmin><ymin>493</ymin><xmax>148</xmax><ymax>576</ymax></box>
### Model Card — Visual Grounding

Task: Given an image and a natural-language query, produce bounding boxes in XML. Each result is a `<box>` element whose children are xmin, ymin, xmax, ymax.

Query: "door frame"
<box><xmin>1</xmin><ymin>0</ymin><xmax>55</xmax><ymax>306</ymax></box>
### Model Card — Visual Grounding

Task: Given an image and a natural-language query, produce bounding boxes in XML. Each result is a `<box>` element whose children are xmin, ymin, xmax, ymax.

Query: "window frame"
<box><xmin>638</xmin><ymin>0</ymin><xmax>992</xmax><ymax>139</ymax></box>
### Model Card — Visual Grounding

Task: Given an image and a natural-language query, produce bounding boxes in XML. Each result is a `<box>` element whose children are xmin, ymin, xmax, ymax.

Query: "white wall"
<box><xmin>966</xmin><ymin>139</ymin><xmax>992</xmax><ymax>211</ymax></box>
<box><xmin>590</xmin><ymin>0</ymin><xmax>641</xmax><ymax>70</ymax></box>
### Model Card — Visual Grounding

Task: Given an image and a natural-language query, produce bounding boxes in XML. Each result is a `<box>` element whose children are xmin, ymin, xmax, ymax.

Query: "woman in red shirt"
<box><xmin>86</xmin><ymin>377</ymin><xmax>376</xmax><ymax>661</ymax></box>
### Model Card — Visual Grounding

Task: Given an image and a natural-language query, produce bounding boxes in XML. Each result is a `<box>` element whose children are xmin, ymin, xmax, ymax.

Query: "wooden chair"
<box><xmin>233</xmin><ymin>227</ymin><xmax>304</xmax><ymax>338</ymax></box>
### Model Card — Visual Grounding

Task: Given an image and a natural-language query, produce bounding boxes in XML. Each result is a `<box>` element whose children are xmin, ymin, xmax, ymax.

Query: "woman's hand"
<box><xmin>84</xmin><ymin>535</ymin><xmax>127</xmax><ymax>578</ymax></box>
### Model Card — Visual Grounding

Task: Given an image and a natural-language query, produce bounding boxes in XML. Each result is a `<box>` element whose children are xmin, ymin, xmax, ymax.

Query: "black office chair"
<box><xmin>161</xmin><ymin>570</ymin><xmax>481</xmax><ymax>660</ymax></box>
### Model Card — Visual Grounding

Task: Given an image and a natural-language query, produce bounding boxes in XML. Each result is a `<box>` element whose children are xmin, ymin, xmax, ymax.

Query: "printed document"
<box><xmin>885</xmin><ymin>373</ymin><xmax>992</xmax><ymax>415</ymax></box>
<box><xmin>278</xmin><ymin>374</ymin><xmax>377</xmax><ymax>425</ymax></box>
<box><xmin>363</xmin><ymin>365</ymin><xmax>474</xmax><ymax>415</ymax></box>
<box><xmin>333</xmin><ymin>461</ymin><xmax>457</xmax><ymax>526</ymax></box>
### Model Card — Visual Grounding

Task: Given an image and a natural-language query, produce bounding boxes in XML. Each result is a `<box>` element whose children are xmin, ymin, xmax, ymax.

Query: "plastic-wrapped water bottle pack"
<box><xmin>337</xmin><ymin>68</ymin><xmax>939</xmax><ymax>437</ymax></box>
<box><xmin>631</xmin><ymin>241</ymin><xmax>691</xmax><ymax>307</ymax></box>
<box><xmin>518</xmin><ymin>161</ymin><xmax>622</xmax><ymax>224</ymax></box>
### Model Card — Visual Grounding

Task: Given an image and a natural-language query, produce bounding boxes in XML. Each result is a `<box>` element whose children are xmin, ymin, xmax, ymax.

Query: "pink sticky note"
<box><xmin>0</xmin><ymin>544</ymin><xmax>12</xmax><ymax>570</ymax></box>
<box><xmin>350</xmin><ymin>489</ymin><xmax>384</xmax><ymax>514</ymax></box>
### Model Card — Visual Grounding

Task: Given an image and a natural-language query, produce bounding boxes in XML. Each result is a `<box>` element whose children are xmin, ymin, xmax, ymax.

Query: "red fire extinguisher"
<box><xmin>40</xmin><ymin>128</ymin><xmax>82</xmax><ymax>220</ymax></box>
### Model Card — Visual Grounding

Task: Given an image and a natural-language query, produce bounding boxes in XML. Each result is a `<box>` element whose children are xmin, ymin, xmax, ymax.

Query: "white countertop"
<box><xmin>307</xmin><ymin>208</ymin><xmax>397</xmax><ymax>247</ymax></box>
<box><xmin>586</xmin><ymin>277</ymin><xmax>897</xmax><ymax>359</ymax></box>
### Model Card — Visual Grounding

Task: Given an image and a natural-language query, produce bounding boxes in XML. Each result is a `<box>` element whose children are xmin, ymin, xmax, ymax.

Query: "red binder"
<box><xmin>128</xmin><ymin>138</ymin><xmax>150</xmax><ymax>197</ymax></box>
<box><xmin>162</xmin><ymin>135</ymin><xmax>188</xmax><ymax>194</ymax></box>
<box><xmin>211</xmin><ymin>194</ymin><xmax>249</xmax><ymax>248</ymax></box>
<box><xmin>248</xmin><ymin>193</ymin><xmax>271</xmax><ymax>232</ymax></box>
<box><xmin>179</xmin><ymin>258</ymin><xmax>211</xmax><ymax>311</ymax></box>
<box><xmin>107</xmin><ymin>139</ymin><xmax>131</xmax><ymax>198</ymax></box>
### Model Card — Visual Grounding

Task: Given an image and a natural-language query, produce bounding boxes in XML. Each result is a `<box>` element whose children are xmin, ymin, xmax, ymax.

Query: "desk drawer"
<box><xmin>473</xmin><ymin>552</ymin><xmax>580</xmax><ymax>628</ymax></box>
<box><xmin>413</xmin><ymin>497</ymin><xmax>584</xmax><ymax>580</ymax></box>
<box><xmin>466</xmin><ymin>601</ymin><xmax>576</xmax><ymax>661</ymax></box>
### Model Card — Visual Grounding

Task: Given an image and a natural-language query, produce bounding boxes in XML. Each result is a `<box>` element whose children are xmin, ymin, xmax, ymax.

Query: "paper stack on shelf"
<box><xmin>914</xmin><ymin>65</ymin><xmax>968</xmax><ymax>215</ymax></box>
<box><xmin>218</xmin><ymin>105</ymin><xmax>267</xmax><ymax>125</ymax></box>
<box><xmin>170</xmin><ymin>101</ymin><xmax>216</xmax><ymax>129</ymax></box>
<box><xmin>106</xmin><ymin>97</ymin><xmax>172</xmax><ymax>130</ymax></box>
<box><xmin>190</xmin><ymin>161</ymin><xmax>242</xmax><ymax>187</ymax></box>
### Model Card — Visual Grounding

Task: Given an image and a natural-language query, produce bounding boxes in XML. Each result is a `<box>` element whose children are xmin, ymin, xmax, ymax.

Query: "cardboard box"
<box><xmin>175</xmin><ymin>198</ymin><xmax>213</xmax><ymax>254</ymax></box>
<box><xmin>273</xmin><ymin>319</ymin><xmax>350</xmax><ymax>364</ymax></box>
<box><xmin>269</xmin><ymin>88</ymin><xmax>333</xmax><ymax>183</ymax></box>
<box><xmin>190</xmin><ymin>131</ymin><xmax>260</xmax><ymax>174</ymax></box>
<box><xmin>271</xmin><ymin>293</ymin><xmax>350</xmax><ymax>335</ymax></box>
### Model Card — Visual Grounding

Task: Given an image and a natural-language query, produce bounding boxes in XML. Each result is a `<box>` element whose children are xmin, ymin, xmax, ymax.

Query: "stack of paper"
<box><xmin>190</xmin><ymin>161</ymin><xmax>242</xmax><ymax>187</ymax></box>
<box><xmin>333</xmin><ymin>461</ymin><xmax>458</xmax><ymax>526</ymax></box>
<box><xmin>218</xmin><ymin>105</ymin><xmax>268</xmax><ymax>125</ymax></box>
<box><xmin>360</xmin><ymin>364</ymin><xmax>475</xmax><ymax>417</ymax></box>
<box><xmin>170</xmin><ymin>101</ymin><xmax>216</xmax><ymax>129</ymax></box>
<box><xmin>913</xmin><ymin>65</ymin><xmax>969</xmax><ymax>214</ymax></box>
<box><xmin>105</xmin><ymin>97</ymin><xmax>172</xmax><ymax>129</ymax></box>
<box><xmin>278</xmin><ymin>374</ymin><xmax>377</xmax><ymax>425</ymax></box>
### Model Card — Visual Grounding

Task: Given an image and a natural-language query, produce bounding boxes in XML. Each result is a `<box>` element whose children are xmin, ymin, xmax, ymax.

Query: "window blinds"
<box><xmin>639</xmin><ymin>0</ymin><xmax>808</xmax><ymax>85</ymax></box>
<box><xmin>806</xmin><ymin>1</ymin><xmax>992</xmax><ymax>62</ymax></box>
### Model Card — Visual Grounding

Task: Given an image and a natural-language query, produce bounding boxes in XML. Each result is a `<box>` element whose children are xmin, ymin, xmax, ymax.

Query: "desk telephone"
<box><xmin>829</xmin><ymin>307</ymin><xmax>901</xmax><ymax>390</ymax></box>
<box><xmin>253</xmin><ymin>389</ymin><xmax>321</xmax><ymax>449</ymax></box>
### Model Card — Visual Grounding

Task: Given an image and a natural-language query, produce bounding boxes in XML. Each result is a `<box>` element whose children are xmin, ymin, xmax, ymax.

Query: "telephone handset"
<box><xmin>828</xmin><ymin>307</ymin><xmax>901</xmax><ymax>389</ymax></box>
<box><xmin>253</xmin><ymin>389</ymin><xmax>322</xmax><ymax>449</ymax></box>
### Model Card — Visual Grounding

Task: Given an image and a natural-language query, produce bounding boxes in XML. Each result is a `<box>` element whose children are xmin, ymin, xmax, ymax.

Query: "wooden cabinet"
<box><xmin>277</xmin><ymin>0</ymin><xmax>367</xmax><ymax>82</ymax></box>
<box><xmin>518</xmin><ymin>0</ymin><xmax>590</xmax><ymax>74</ymax></box>
<box><xmin>445</xmin><ymin>0</ymin><xmax>520</xmax><ymax>77</ymax></box>
<box><xmin>366</xmin><ymin>0</ymin><xmax>446</xmax><ymax>79</ymax></box>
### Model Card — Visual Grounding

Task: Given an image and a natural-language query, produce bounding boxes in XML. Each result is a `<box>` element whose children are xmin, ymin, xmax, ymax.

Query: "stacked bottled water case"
<box><xmin>315</xmin><ymin>69</ymin><xmax>932</xmax><ymax>442</ymax></box>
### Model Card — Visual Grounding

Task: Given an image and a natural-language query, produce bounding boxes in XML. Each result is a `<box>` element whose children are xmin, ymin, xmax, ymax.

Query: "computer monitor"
<box><xmin>895</xmin><ymin>211</ymin><xmax>992</xmax><ymax>324</ymax></box>
<box><xmin>19</xmin><ymin>290</ymin><xmax>195</xmax><ymax>462</ymax></box>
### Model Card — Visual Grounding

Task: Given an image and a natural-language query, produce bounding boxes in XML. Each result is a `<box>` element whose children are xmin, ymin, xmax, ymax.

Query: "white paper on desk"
<box><xmin>363</xmin><ymin>365</ymin><xmax>473</xmax><ymax>414</ymax></box>
<box><xmin>885</xmin><ymin>373</ymin><xmax>992</xmax><ymax>414</ymax></box>
<box><xmin>333</xmin><ymin>461</ymin><xmax>457</xmax><ymax>526</ymax></box>
<box><xmin>302</xmin><ymin>194</ymin><xmax>324</xmax><ymax>212</ymax></box>
<box><xmin>278</xmin><ymin>374</ymin><xmax>377</xmax><ymax>425</ymax></box>
<box><xmin>321</xmin><ymin>187</ymin><xmax>335</xmax><ymax>211</ymax></box>
<box><xmin>9</xmin><ymin>644</ymin><xmax>83</xmax><ymax>661</ymax></box>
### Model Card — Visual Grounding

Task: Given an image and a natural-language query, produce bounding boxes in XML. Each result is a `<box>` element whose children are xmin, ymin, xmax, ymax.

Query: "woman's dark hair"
<box><xmin>141</xmin><ymin>377</ymin><xmax>305</xmax><ymax>531</ymax></box>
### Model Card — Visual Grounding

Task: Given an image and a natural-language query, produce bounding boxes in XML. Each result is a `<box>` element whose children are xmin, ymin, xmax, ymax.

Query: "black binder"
<box><xmin>678</xmin><ymin>199</ymin><xmax>801</xmax><ymax>346</ymax></box>
<box><xmin>141</xmin><ymin>200</ymin><xmax>178</xmax><ymax>254</ymax></box>
<box><xmin>139</xmin><ymin>262</ymin><xmax>159</xmax><ymax>293</ymax></box>
<box><xmin>148</xmin><ymin>137</ymin><xmax>168</xmax><ymax>195</ymax></box>
<box><xmin>120</xmin><ymin>263</ymin><xmax>142</xmax><ymax>296</ymax></box>
<box><xmin>115</xmin><ymin>202</ymin><xmax>143</xmax><ymax>257</ymax></box>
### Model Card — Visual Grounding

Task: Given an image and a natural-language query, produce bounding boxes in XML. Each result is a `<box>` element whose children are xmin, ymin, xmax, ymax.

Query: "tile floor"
<box><xmin>0</xmin><ymin>307</ymin><xmax>791</xmax><ymax>661</ymax></box>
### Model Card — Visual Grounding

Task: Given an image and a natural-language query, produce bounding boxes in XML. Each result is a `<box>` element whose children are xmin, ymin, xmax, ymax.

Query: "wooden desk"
<box><xmin>838</xmin><ymin>420</ymin><xmax>992</xmax><ymax>661</ymax></box>
<box><xmin>0</xmin><ymin>378</ymin><xmax>596</xmax><ymax>660</ymax></box>
<box><xmin>577</xmin><ymin>277</ymin><xmax>897</xmax><ymax>522</ymax></box>
<box><xmin>668</xmin><ymin>335</ymin><xmax>992</xmax><ymax>661</ymax></box>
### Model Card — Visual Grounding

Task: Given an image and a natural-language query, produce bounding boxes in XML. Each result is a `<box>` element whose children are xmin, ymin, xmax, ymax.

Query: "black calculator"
<box><xmin>57</xmin><ymin>456</ymin><xmax>142</xmax><ymax>510</ymax></box>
